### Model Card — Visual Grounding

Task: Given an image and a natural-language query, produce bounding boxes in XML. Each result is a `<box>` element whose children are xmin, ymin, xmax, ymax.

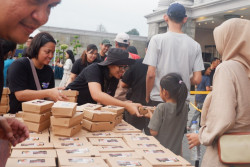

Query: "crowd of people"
<box><xmin>0</xmin><ymin>1</ymin><xmax>249</xmax><ymax>167</ymax></box>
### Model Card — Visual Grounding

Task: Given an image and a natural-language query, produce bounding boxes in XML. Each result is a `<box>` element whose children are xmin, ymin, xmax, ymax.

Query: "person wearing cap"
<box><xmin>98</xmin><ymin>39</ymin><xmax>112</xmax><ymax>62</ymax></box>
<box><xmin>143</xmin><ymin>3</ymin><xmax>204</xmax><ymax>107</ymax></box>
<box><xmin>66</xmin><ymin>48</ymin><xmax>142</xmax><ymax>116</ymax></box>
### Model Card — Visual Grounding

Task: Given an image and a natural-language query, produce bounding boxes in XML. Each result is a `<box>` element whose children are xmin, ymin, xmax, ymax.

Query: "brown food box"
<box><xmin>79</xmin><ymin>103</ymin><xmax>102</xmax><ymax>111</ymax></box>
<box><xmin>2</xmin><ymin>87</ymin><xmax>10</xmax><ymax>95</ymax></box>
<box><xmin>0</xmin><ymin>96</ymin><xmax>9</xmax><ymax>105</ymax></box>
<box><xmin>23</xmin><ymin>111</ymin><xmax>51</xmax><ymax>123</ymax></box>
<box><xmin>13</xmin><ymin>142</ymin><xmax>54</xmax><ymax>150</ymax></box>
<box><xmin>135</xmin><ymin>148</ymin><xmax>177</xmax><ymax>158</ymax></box>
<box><xmin>6</xmin><ymin>158</ymin><xmax>56</xmax><ymax>167</ymax></box>
<box><xmin>139</xmin><ymin>106</ymin><xmax>156</xmax><ymax>115</ymax></box>
<box><xmin>51</xmin><ymin>101</ymin><xmax>77</xmax><ymax>118</ymax></box>
<box><xmin>65</xmin><ymin>96</ymin><xmax>77</xmax><ymax>103</ymax></box>
<box><xmin>11</xmin><ymin>149</ymin><xmax>57</xmax><ymax>158</ymax></box>
<box><xmin>88</xmin><ymin>138</ymin><xmax>127</xmax><ymax>146</ymax></box>
<box><xmin>101</xmin><ymin>105</ymin><xmax>124</xmax><ymax>116</ymax></box>
<box><xmin>0</xmin><ymin>105</ymin><xmax>9</xmax><ymax>113</ymax></box>
<box><xmin>101</xmin><ymin>152</ymin><xmax>143</xmax><ymax>160</ymax></box>
<box><xmin>96</xmin><ymin>145</ymin><xmax>134</xmax><ymax>153</ymax></box>
<box><xmin>22</xmin><ymin>136</ymin><xmax>49</xmax><ymax>143</ymax></box>
<box><xmin>106</xmin><ymin>158</ymin><xmax>152</xmax><ymax>167</ymax></box>
<box><xmin>50</xmin><ymin>135</ymin><xmax>88</xmax><ymax>143</ymax></box>
<box><xmin>3</xmin><ymin>113</ymin><xmax>15</xmax><ymax>118</ymax></box>
<box><xmin>85</xmin><ymin>132</ymin><xmax>123</xmax><ymax>138</ymax></box>
<box><xmin>82</xmin><ymin>119</ymin><xmax>114</xmax><ymax>132</ymax></box>
<box><xmin>52</xmin><ymin>124</ymin><xmax>81</xmax><ymax>137</ymax></box>
<box><xmin>58</xmin><ymin>157</ymin><xmax>108</xmax><ymax>167</ymax></box>
<box><xmin>24</xmin><ymin>119</ymin><xmax>50</xmax><ymax>133</ymax></box>
<box><xmin>16</xmin><ymin>111</ymin><xmax>24</xmax><ymax>118</ymax></box>
<box><xmin>115</xmin><ymin>121</ymin><xmax>131</xmax><ymax>127</ymax></box>
<box><xmin>83</xmin><ymin>109</ymin><xmax>116</xmax><ymax>122</ymax></box>
<box><xmin>29</xmin><ymin>129</ymin><xmax>50</xmax><ymax>136</ymax></box>
<box><xmin>144</xmin><ymin>155</ymin><xmax>191</xmax><ymax>166</ymax></box>
<box><xmin>114</xmin><ymin>114</ymin><xmax>123</xmax><ymax>126</ymax></box>
<box><xmin>61</xmin><ymin>90</ymin><xmax>79</xmax><ymax>97</ymax></box>
<box><xmin>126</xmin><ymin>141</ymin><xmax>164</xmax><ymax>149</ymax></box>
<box><xmin>112</xmin><ymin>126</ymin><xmax>141</xmax><ymax>133</ymax></box>
<box><xmin>53</xmin><ymin>141</ymin><xmax>92</xmax><ymax>149</ymax></box>
<box><xmin>56</xmin><ymin>147</ymin><xmax>100</xmax><ymax>157</ymax></box>
<box><xmin>123</xmin><ymin>135</ymin><xmax>160</xmax><ymax>144</ymax></box>
<box><xmin>22</xmin><ymin>99</ymin><xmax>54</xmax><ymax>114</ymax></box>
<box><xmin>50</xmin><ymin>112</ymin><xmax>84</xmax><ymax>128</ymax></box>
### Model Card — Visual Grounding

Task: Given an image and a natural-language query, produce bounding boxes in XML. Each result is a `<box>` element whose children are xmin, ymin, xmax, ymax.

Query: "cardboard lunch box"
<box><xmin>123</xmin><ymin>135</ymin><xmax>160</xmax><ymax>144</ymax></box>
<box><xmin>114</xmin><ymin>114</ymin><xmax>123</xmax><ymax>126</ymax></box>
<box><xmin>22</xmin><ymin>136</ymin><xmax>49</xmax><ymax>143</ymax></box>
<box><xmin>3</xmin><ymin>113</ymin><xmax>15</xmax><ymax>118</ymax></box>
<box><xmin>2</xmin><ymin>87</ymin><xmax>10</xmax><ymax>95</ymax></box>
<box><xmin>65</xmin><ymin>96</ymin><xmax>77</xmax><ymax>103</ymax></box>
<box><xmin>52</xmin><ymin>124</ymin><xmax>82</xmax><ymax>137</ymax></box>
<box><xmin>82</xmin><ymin>119</ymin><xmax>114</xmax><ymax>132</ymax></box>
<box><xmin>106</xmin><ymin>158</ymin><xmax>152</xmax><ymax>167</ymax></box>
<box><xmin>16</xmin><ymin>111</ymin><xmax>24</xmax><ymax>118</ymax></box>
<box><xmin>11</xmin><ymin>149</ymin><xmax>57</xmax><ymax>158</ymax></box>
<box><xmin>58</xmin><ymin>157</ymin><xmax>108</xmax><ymax>167</ymax></box>
<box><xmin>101</xmin><ymin>152</ymin><xmax>143</xmax><ymax>160</ymax></box>
<box><xmin>138</xmin><ymin>106</ymin><xmax>156</xmax><ymax>115</ymax></box>
<box><xmin>22</xmin><ymin>99</ymin><xmax>54</xmax><ymax>114</ymax></box>
<box><xmin>83</xmin><ymin>109</ymin><xmax>116</xmax><ymax>122</ymax></box>
<box><xmin>85</xmin><ymin>132</ymin><xmax>123</xmax><ymax>138</ymax></box>
<box><xmin>51</xmin><ymin>101</ymin><xmax>77</xmax><ymax>118</ymax></box>
<box><xmin>101</xmin><ymin>105</ymin><xmax>125</xmax><ymax>116</ymax></box>
<box><xmin>79</xmin><ymin>103</ymin><xmax>102</xmax><ymax>111</ymax></box>
<box><xmin>53</xmin><ymin>141</ymin><xmax>92</xmax><ymax>149</ymax></box>
<box><xmin>61</xmin><ymin>90</ymin><xmax>79</xmax><ymax>97</ymax></box>
<box><xmin>126</xmin><ymin>141</ymin><xmax>164</xmax><ymax>149</ymax></box>
<box><xmin>50</xmin><ymin>135</ymin><xmax>88</xmax><ymax>143</ymax></box>
<box><xmin>6</xmin><ymin>158</ymin><xmax>56</xmax><ymax>167</ymax></box>
<box><xmin>135</xmin><ymin>148</ymin><xmax>177</xmax><ymax>158</ymax></box>
<box><xmin>0</xmin><ymin>96</ymin><xmax>9</xmax><ymax>105</ymax></box>
<box><xmin>88</xmin><ymin>138</ymin><xmax>127</xmax><ymax>146</ymax></box>
<box><xmin>144</xmin><ymin>155</ymin><xmax>191</xmax><ymax>167</ymax></box>
<box><xmin>29</xmin><ymin>129</ymin><xmax>50</xmax><ymax>136</ymax></box>
<box><xmin>0</xmin><ymin>105</ymin><xmax>9</xmax><ymax>113</ymax></box>
<box><xmin>112</xmin><ymin>126</ymin><xmax>141</xmax><ymax>133</ymax></box>
<box><xmin>56</xmin><ymin>147</ymin><xmax>100</xmax><ymax>157</ymax></box>
<box><xmin>96</xmin><ymin>145</ymin><xmax>134</xmax><ymax>153</ymax></box>
<box><xmin>13</xmin><ymin>142</ymin><xmax>54</xmax><ymax>150</ymax></box>
<box><xmin>50</xmin><ymin>112</ymin><xmax>84</xmax><ymax>128</ymax></box>
<box><xmin>23</xmin><ymin>111</ymin><xmax>51</xmax><ymax>123</ymax></box>
<box><xmin>24</xmin><ymin>119</ymin><xmax>50</xmax><ymax>133</ymax></box>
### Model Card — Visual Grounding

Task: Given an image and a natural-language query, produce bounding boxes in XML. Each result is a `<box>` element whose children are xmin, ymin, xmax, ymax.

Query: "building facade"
<box><xmin>145</xmin><ymin>0</ymin><xmax>250</xmax><ymax>61</ymax></box>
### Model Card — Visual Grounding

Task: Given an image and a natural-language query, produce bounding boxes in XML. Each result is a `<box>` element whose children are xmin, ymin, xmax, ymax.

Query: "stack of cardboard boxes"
<box><xmin>81</xmin><ymin>104</ymin><xmax>117</xmax><ymax>132</ymax></box>
<box><xmin>22</xmin><ymin>99</ymin><xmax>54</xmax><ymax>133</ymax></box>
<box><xmin>101</xmin><ymin>105</ymin><xmax>125</xmax><ymax>126</ymax></box>
<box><xmin>51</xmin><ymin>101</ymin><xmax>83</xmax><ymax>137</ymax></box>
<box><xmin>0</xmin><ymin>88</ymin><xmax>10</xmax><ymax>114</ymax></box>
<box><xmin>61</xmin><ymin>90</ymin><xmax>79</xmax><ymax>103</ymax></box>
<box><xmin>138</xmin><ymin>106</ymin><xmax>156</xmax><ymax>115</ymax></box>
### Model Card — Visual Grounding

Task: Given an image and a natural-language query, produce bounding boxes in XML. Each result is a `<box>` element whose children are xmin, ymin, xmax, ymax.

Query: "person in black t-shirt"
<box><xmin>66</xmin><ymin>48</ymin><xmax>143</xmax><ymax>116</ymax></box>
<box><xmin>7</xmin><ymin>32</ymin><xmax>67</xmax><ymax>114</ymax></box>
<box><xmin>66</xmin><ymin>44</ymin><xmax>100</xmax><ymax>86</ymax></box>
<box><xmin>97</xmin><ymin>39</ymin><xmax>112</xmax><ymax>62</ymax></box>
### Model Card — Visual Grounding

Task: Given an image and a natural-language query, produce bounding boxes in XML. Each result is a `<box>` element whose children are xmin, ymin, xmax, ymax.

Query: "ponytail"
<box><xmin>160</xmin><ymin>73</ymin><xmax>188</xmax><ymax>116</ymax></box>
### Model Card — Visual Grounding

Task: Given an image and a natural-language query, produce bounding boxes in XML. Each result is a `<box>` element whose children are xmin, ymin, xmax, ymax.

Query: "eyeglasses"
<box><xmin>118</xmin><ymin>65</ymin><xmax>129</xmax><ymax>71</ymax></box>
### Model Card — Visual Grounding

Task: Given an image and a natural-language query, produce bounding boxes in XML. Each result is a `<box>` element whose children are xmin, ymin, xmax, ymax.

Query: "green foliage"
<box><xmin>17</xmin><ymin>44</ymin><xmax>24</xmax><ymax>49</ymax></box>
<box><xmin>70</xmin><ymin>35</ymin><xmax>82</xmax><ymax>55</ymax></box>
<box><xmin>127</xmin><ymin>28</ymin><xmax>140</xmax><ymax>36</ymax></box>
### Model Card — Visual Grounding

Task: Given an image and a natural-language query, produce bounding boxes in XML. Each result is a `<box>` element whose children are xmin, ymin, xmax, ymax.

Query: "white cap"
<box><xmin>114</xmin><ymin>32</ymin><xmax>130</xmax><ymax>44</ymax></box>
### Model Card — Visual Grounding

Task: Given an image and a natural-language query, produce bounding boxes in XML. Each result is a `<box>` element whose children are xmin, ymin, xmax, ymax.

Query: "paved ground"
<box><xmin>55</xmin><ymin>79</ymin><xmax>205</xmax><ymax>166</ymax></box>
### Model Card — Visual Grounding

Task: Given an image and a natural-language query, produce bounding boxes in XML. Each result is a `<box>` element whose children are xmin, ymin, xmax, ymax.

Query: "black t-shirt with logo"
<box><xmin>66</xmin><ymin>63</ymin><xmax>119</xmax><ymax>105</ymax></box>
<box><xmin>71</xmin><ymin>58</ymin><xmax>100</xmax><ymax>75</ymax></box>
<box><xmin>7</xmin><ymin>57</ymin><xmax>55</xmax><ymax>113</ymax></box>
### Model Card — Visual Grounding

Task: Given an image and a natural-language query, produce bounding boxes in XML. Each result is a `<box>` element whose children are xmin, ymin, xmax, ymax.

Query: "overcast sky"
<box><xmin>45</xmin><ymin>0</ymin><xmax>159</xmax><ymax>36</ymax></box>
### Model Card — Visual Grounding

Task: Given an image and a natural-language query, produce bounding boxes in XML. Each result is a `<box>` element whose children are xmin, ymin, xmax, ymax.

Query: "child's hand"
<box><xmin>144</xmin><ymin>110</ymin><xmax>153</xmax><ymax>118</ymax></box>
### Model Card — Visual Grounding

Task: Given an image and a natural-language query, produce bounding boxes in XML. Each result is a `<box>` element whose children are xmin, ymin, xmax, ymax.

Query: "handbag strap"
<box><xmin>27</xmin><ymin>57</ymin><xmax>41</xmax><ymax>90</ymax></box>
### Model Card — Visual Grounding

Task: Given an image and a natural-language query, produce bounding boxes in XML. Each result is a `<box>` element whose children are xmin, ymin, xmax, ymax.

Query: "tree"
<box><xmin>127</xmin><ymin>28</ymin><xmax>140</xmax><ymax>36</ymax></box>
<box><xmin>70</xmin><ymin>36</ymin><xmax>82</xmax><ymax>56</ymax></box>
<box><xmin>96</xmin><ymin>24</ymin><xmax>107</xmax><ymax>32</ymax></box>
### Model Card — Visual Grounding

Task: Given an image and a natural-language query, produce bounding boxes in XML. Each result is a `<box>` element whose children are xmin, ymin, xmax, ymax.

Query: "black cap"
<box><xmin>98</xmin><ymin>48</ymin><xmax>135</xmax><ymax>66</ymax></box>
<box><xmin>167</xmin><ymin>3</ymin><xmax>187</xmax><ymax>19</ymax></box>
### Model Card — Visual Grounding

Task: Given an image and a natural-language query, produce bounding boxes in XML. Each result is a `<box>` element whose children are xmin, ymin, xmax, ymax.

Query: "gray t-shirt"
<box><xmin>148</xmin><ymin>102</ymin><xmax>188</xmax><ymax>155</ymax></box>
<box><xmin>143</xmin><ymin>31</ymin><xmax>204</xmax><ymax>102</ymax></box>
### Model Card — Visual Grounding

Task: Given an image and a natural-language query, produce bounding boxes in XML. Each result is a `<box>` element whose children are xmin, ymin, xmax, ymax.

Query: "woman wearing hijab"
<box><xmin>59</xmin><ymin>50</ymin><xmax>75</xmax><ymax>87</ymax></box>
<box><xmin>187</xmin><ymin>18</ymin><xmax>250</xmax><ymax>167</ymax></box>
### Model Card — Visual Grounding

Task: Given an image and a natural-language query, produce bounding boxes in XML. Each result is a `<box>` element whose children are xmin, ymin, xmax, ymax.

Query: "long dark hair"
<box><xmin>66</xmin><ymin>50</ymin><xmax>75</xmax><ymax>63</ymax></box>
<box><xmin>81</xmin><ymin>44</ymin><xmax>98</xmax><ymax>64</ymax></box>
<box><xmin>25</xmin><ymin>32</ymin><xmax>56</xmax><ymax>59</ymax></box>
<box><xmin>160</xmin><ymin>73</ymin><xmax>188</xmax><ymax>116</ymax></box>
